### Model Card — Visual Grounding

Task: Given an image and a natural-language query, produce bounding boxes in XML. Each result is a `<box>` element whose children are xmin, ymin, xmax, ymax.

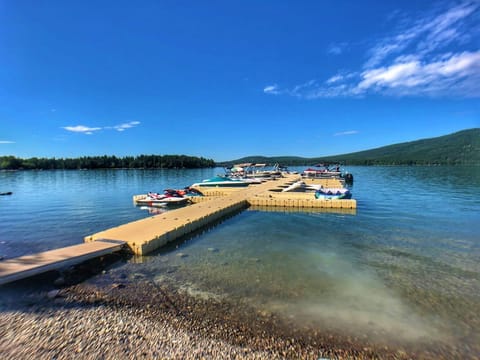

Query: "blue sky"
<box><xmin>1</xmin><ymin>0</ymin><xmax>479</xmax><ymax>162</ymax></box>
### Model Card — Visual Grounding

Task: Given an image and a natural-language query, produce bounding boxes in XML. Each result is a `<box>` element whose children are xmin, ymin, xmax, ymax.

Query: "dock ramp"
<box><xmin>0</xmin><ymin>240</ymin><xmax>125</xmax><ymax>286</ymax></box>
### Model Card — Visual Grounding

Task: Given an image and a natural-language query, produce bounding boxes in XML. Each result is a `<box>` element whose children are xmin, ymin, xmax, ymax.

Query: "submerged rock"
<box><xmin>53</xmin><ymin>276</ymin><xmax>66</xmax><ymax>287</ymax></box>
<box><xmin>47</xmin><ymin>289</ymin><xmax>61</xmax><ymax>299</ymax></box>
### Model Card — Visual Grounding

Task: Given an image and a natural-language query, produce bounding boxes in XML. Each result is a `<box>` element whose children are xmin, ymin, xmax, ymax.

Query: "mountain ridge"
<box><xmin>219</xmin><ymin>128</ymin><xmax>480</xmax><ymax>166</ymax></box>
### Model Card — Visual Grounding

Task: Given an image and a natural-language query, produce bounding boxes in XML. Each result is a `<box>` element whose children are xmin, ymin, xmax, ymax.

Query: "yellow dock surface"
<box><xmin>86</xmin><ymin>175</ymin><xmax>356</xmax><ymax>255</ymax></box>
<box><xmin>0</xmin><ymin>174</ymin><xmax>356</xmax><ymax>285</ymax></box>
<box><xmin>0</xmin><ymin>240</ymin><xmax>125</xmax><ymax>286</ymax></box>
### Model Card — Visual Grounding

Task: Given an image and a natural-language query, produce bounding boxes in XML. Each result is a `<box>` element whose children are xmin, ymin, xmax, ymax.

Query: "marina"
<box><xmin>1</xmin><ymin>171</ymin><xmax>356</xmax><ymax>283</ymax></box>
<box><xmin>89</xmin><ymin>173</ymin><xmax>356</xmax><ymax>256</ymax></box>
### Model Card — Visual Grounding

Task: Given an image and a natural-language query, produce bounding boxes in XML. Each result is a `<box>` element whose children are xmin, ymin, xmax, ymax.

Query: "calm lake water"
<box><xmin>1</xmin><ymin>166</ymin><xmax>479</xmax><ymax>355</ymax></box>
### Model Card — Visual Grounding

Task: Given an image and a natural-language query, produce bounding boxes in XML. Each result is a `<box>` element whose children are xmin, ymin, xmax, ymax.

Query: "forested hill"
<box><xmin>2</xmin><ymin>129</ymin><xmax>478</xmax><ymax>169</ymax></box>
<box><xmin>0</xmin><ymin>154</ymin><xmax>216</xmax><ymax>170</ymax></box>
<box><xmin>221</xmin><ymin>128</ymin><xmax>480</xmax><ymax>166</ymax></box>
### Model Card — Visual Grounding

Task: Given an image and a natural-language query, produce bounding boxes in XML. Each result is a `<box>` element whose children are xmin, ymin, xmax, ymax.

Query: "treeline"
<box><xmin>0</xmin><ymin>155</ymin><xmax>216</xmax><ymax>170</ymax></box>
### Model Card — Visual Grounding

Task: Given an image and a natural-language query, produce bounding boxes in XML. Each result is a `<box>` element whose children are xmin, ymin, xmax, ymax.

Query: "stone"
<box><xmin>53</xmin><ymin>276</ymin><xmax>66</xmax><ymax>286</ymax></box>
<box><xmin>47</xmin><ymin>289</ymin><xmax>60</xmax><ymax>299</ymax></box>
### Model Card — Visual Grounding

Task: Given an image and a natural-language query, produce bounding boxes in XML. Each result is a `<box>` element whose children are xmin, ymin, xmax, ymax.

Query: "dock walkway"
<box><xmin>85</xmin><ymin>175</ymin><xmax>300</xmax><ymax>255</ymax></box>
<box><xmin>1</xmin><ymin>174</ymin><xmax>357</xmax><ymax>285</ymax></box>
<box><xmin>0</xmin><ymin>240</ymin><xmax>125</xmax><ymax>285</ymax></box>
<box><xmin>86</xmin><ymin>175</ymin><xmax>356</xmax><ymax>255</ymax></box>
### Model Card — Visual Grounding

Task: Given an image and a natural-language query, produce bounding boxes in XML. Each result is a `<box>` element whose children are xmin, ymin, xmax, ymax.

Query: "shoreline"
<box><xmin>0</xmin><ymin>276</ymin><xmax>467</xmax><ymax>360</ymax></box>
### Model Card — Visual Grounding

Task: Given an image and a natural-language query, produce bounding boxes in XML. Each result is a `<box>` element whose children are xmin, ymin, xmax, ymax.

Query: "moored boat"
<box><xmin>190</xmin><ymin>176</ymin><xmax>250</xmax><ymax>187</ymax></box>
<box><xmin>302</xmin><ymin>164</ymin><xmax>354</xmax><ymax>184</ymax></box>
<box><xmin>133</xmin><ymin>190</ymin><xmax>189</xmax><ymax>206</ymax></box>
<box><xmin>314</xmin><ymin>187</ymin><xmax>352</xmax><ymax>200</ymax></box>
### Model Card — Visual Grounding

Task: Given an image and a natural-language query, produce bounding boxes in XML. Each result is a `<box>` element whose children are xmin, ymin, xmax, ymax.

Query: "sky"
<box><xmin>0</xmin><ymin>0</ymin><xmax>479</xmax><ymax>162</ymax></box>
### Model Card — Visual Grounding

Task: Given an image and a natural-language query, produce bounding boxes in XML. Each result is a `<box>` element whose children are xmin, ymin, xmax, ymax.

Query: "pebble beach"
<box><xmin>1</xmin><ymin>265</ymin><xmax>472</xmax><ymax>360</ymax></box>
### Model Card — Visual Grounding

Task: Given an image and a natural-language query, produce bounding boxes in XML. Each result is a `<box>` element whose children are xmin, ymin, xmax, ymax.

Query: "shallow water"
<box><xmin>1</xmin><ymin>166</ymin><xmax>479</xmax><ymax>354</ymax></box>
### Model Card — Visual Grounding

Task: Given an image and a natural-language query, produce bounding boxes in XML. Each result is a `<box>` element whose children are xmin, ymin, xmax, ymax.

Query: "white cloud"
<box><xmin>263</xmin><ymin>85</ymin><xmax>280</xmax><ymax>94</ymax></box>
<box><xmin>112</xmin><ymin>121</ymin><xmax>141</xmax><ymax>132</ymax></box>
<box><xmin>326</xmin><ymin>75</ymin><xmax>344</xmax><ymax>84</ymax></box>
<box><xmin>334</xmin><ymin>130</ymin><xmax>359</xmax><ymax>136</ymax></box>
<box><xmin>0</xmin><ymin>140</ymin><xmax>15</xmax><ymax>144</ymax></box>
<box><xmin>357</xmin><ymin>51</ymin><xmax>480</xmax><ymax>96</ymax></box>
<box><xmin>263</xmin><ymin>1</ymin><xmax>480</xmax><ymax>99</ymax></box>
<box><xmin>62</xmin><ymin>125</ymin><xmax>102</xmax><ymax>135</ymax></box>
<box><xmin>416</xmin><ymin>1</ymin><xmax>478</xmax><ymax>55</ymax></box>
<box><xmin>63</xmin><ymin>121</ymin><xmax>141</xmax><ymax>135</ymax></box>
<box><xmin>365</xmin><ymin>1</ymin><xmax>478</xmax><ymax>68</ymax></box>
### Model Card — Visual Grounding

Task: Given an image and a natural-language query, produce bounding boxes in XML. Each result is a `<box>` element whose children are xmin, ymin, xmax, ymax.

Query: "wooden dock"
<box><xmin>0</xmin><ymin>240</ymin><xmax>125</xmax><ymax>286</ymax></box>
<box><xmin>86</xmin><ymin>175</ymin><xmax>356</xmax><ymax>255</ymax></box>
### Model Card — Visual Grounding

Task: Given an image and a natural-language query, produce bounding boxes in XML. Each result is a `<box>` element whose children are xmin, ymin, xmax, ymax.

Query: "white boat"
<box><xmin>133</xmin><ymin>191</ymin><xmax>189</xmax><ymax>206</ymax></box>
<box><xmin>190</xmin><ymin>176</ymin><xmax>250</xmax><ymax>187</ymax></box>
<box><xmin>244</xmin><ymin>163</ymin><xmax>282</xmax><ymax>179</ymax></box>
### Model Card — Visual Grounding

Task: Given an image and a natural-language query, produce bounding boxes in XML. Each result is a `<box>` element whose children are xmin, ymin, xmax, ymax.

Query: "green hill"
<box><xmin>220</xmin><ymin>128</ymin><xmax>480</xmax><ymax>166</ymax></box>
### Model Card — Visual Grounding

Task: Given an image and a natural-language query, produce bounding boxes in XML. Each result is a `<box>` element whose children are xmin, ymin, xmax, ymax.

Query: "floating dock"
<box><xmin>86</xmin><ymin>175</ymin><xmax>356</xmax><ymax>255</ymax></box>
<box><xmin>0</xmin><ymin>174</ymin><xmax>356</xmax><ymax>285</ymax></box>
<box><xmin>0</xmin><ymin>240</ymin><xmax>125</xmax><ymax>286</ymax></box>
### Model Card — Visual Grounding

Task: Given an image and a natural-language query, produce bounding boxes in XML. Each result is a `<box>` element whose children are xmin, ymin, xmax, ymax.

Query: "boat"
<box><xmin>0</xmin><ymin>192</ymin><xmax>12</xmax><ymax>196</ymax></box>
<box><xmin>302</xmin><ymin>164</ymin><xmax>341</xmax><ymax>179</ymax></box>
<box><xmin>244</xmin><ymin>163</ymin><xmax>282</xmax><ymax>179</ymax></box>
<box><xmin>190</xmin><ymin>176</ymin><xmax>250</xmax><ymax>187</ymax></box>
<box><xmin>302</xmin><ymin>164</ymin><xmax>354</xmax><ymax>184</ymax></box>
<box><xmin>134</xmin><ymin>190</ymin><xmax>189</xmax><ymax>206</ymax></box>
<box><xmin>314</xmin><ymin>187</ymin><xmax>352</xmax><ymax>200</ymax></box>
<box><xmin>135</xmin><ymin>195</ymin><xmax>189</xmax><ymax>206</ymax></box>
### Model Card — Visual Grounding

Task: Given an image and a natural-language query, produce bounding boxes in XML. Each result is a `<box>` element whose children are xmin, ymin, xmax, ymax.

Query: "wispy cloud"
<box><xmin>0</xmin><ymin>140</ymin><xmax>15</xmax><ymax>144</ymax></box>
<box><xmin>114</xmin><ymin>121</ymin><xmax>140</xmax><ymax>132</ymax></box>
<box><xmin>326</xmin><ymin>75</ymin><xmax>344</xmax><ymax>84</ymax></box>
<box><xmin>264</xmin><ymin>1</ymin><xmax>480</xmax><ymax>98</ymax></box>
<box><xmin>334</xmin><ymin>130</ymin><xmax>359</xmax><ymax>136</ymax></box>
<box><xmin>364</xmin><ymin>1</ymin><xmax>478</xmax><ymax>69</ymax></box>
<box><xmin>63</xmin><ymin>121</ymin><xmax>141</xmax><ymax>135</ymax></box>
<box><xmin>327</xmin><ymin>42</ymin><xmax>348</xmax><ymax>55</ymax></box>
<box><xmin>62</xmin><ymin>125</ymin><xmax>102</xmax><ymax>135</ymax></box>
<box><xmin>263</xmin><ymin>84</ymin><xmax>281</xmax><ymax>94</ymax></box>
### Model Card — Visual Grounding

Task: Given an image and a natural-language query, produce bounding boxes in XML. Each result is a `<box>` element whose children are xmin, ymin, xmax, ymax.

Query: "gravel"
<box><xmin>0</xmin><ymin>276</ymin><xmax>473</xmax><ymax>359</ymax></box>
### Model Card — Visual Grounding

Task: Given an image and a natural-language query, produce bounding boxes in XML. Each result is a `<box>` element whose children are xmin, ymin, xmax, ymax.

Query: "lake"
<box><xmin>1</xmin><ymin>166</ymin><xmax>479</xmax><ymax>356</ymax></box>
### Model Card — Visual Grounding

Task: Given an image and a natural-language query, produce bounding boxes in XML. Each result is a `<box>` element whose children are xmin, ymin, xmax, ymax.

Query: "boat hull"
<box><xmin>314</xmin><ymin>189</ymin><xmax>352</xmax><ymax>200</ymax></box>
<box><xmin>134</xmin><ymin>195</ymin><xmax>189</xmax><ymax>206</ymax></box>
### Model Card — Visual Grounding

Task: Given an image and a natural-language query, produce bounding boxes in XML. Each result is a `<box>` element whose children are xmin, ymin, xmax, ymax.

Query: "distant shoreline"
<box><xmin>1</xmin><ymin>163</ymin><xmax>478</xmax><ymax>172</ymax></box>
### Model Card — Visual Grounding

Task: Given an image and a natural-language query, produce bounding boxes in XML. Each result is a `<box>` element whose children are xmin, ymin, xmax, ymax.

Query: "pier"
<box><xmin>86</xmin><ymin>174</ymin><xmax>356</xmax><ymax>255</ymax></box>
<box><xmin>1</xmin><ymin>174</ymin><xmax>356</xmax><ymax>285</ymax></box>
<box><xmin>0</xmin><ymin>240</ymin><xmax>125</xmax><ymax>286</ymax></box>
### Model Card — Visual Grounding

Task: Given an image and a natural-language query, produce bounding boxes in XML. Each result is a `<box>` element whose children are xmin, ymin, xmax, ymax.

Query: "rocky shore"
<box><xmin>1</xmin><ymin>271</ymin><xmax>469</xmax><ymax>360</ymax></box>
